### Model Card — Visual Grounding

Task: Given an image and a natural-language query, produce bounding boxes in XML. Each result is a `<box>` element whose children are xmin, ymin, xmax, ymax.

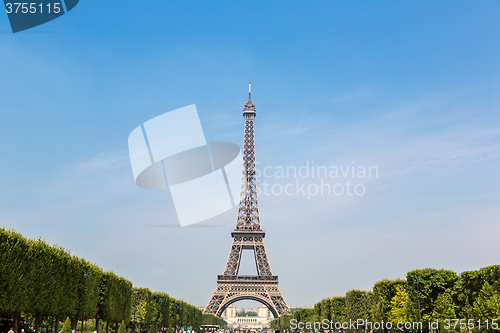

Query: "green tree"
<box><xmin>346</xmin><ymin>290</ymin><xmax>372</xmax><ymax>322</ymax></box>
<box><xmin>133</xmin><ymin>287</ymin><xmax>152</xmax><ymax>330</ymax></box>
<box><xmin>0</xmin><ymin>227</ymin><xmax>202</xmax><ymax>333</ymax></box>
<box><xmin>432</xmin><ymin>292</ymin><xmax>456</xmax><ymax>326</ymax></box>
<box><xmin>473</xmin><ymin>282</ymin><xmax>500</xmax><ymax>321</ymax></box>
<box><xmin>458</xmin><ymin>265</ymin><xmax>500</xmax><ymax>319</ymax></box>
<box><xmin>170</xmin><ymin>299</ymin><xmax>180</xmax><ymax>328</ymax></box>
<box><xmin>116</xmin><ymin>276</ymin><xmax>133</xmax><ymax>323</ymax></box>
<box><xmin>292</xmin><ymin>308</ymin><xmax>314</xmax><ymax>323</ymax></box>
<box><xmin>62</xmin><ymin>317</ymin><xmax>72</xmax><ymax>333</ymax></box>
<box><xmin>98</xmin><ymin>271</ymin><xmax>133</xmax><ymax>330</ymax></box>
<box><xmin>314</xmin><ymin>302</ymin><xmax>322</xmax><ymax>322</ymax></box>
<box><xmin>151</xmin><ymin>292</ymin><xmax>170</xmax><ymax>328</ymax></box>
<box><xmin>388</xmin><ymin>285</ymin><xmax>408</xmax><ymax>324</ymax></box>
<box><xmin>406</xmin><ymin>268</ymin><xmax>459</xmax><ymax>323</ymax></box>
<box><xmin>320</xmin><ymin>298</ymin><xmax>331</xmax><ymax>321</ymax></box>
<box><xmin>371</xmin><ymin>279</ymin><xmax>406</xmax><ymax>323</ymax></box>
<box><xmin>118</xmin><ymin>321</ymin><xmax>127</xmax><ymax>333</ymax></box>
<box><xmin>0</xmin><ymin>228</ymin><xmax>36</xmax><ymax>329</ymax></box>
<box><xmin>330</xmin><ymin>297</ymin><xmax>346</xmax><ymax>323</ymax></box>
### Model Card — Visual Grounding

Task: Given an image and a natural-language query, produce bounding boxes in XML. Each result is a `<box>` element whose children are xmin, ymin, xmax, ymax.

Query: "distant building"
<box><xmin>222</xmin><ymin>305</ymin><xmax>274</xmax><ymax>328</ymax></box>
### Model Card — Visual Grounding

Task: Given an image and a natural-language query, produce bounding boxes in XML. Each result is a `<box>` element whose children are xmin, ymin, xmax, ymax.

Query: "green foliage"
<box><xmin>99</xmin><ymin>271</ymin><xmax>133</xmax><ymax>324</ymax></box>
<box><xmin>371</xmin><ymin>279</ymin><xmax>406</xmax><ymax>323</ymax></box>
<box><xmin>388</xmin><ymin>284</ymin><xmax>408</xmax><ymax>324</ymax></box>
<box><xmin>270</xmin><ymin>313</ymin><xmax>292</xmax><ymax>329</ymax></box>
<box><xmin>118</xmin><ymin>321</ymin><xmax>127</xmax><ymax>333</ymax></box>
<box><xmin>179</xmin><ymin>301</ymin><xmax>187</xmax><ymax>326</ymax></box>
<box><xmin>201</xmin><ymin>313</ymin><xmax>226</xmax><ymax>326</ymax></box>
<box><xmin>312</xmin><ymin>265</ymin><xmax>499</xmax><ymax>328</ymax></box>
<box><xmin>170</xmin><ymin>299</ymin><xmax>180</xmax><ymax>327</ymax></box>
<box><xmin>406</xmin><ymin>268</ymin><xmax>459</xmax><ymax>322</ymax></box>
<box><xmin>291</xmin><ymin>308</ymin><xmax>314</xmax><ymax>323</ymax></box>
<box><xmin>346</xmin><ymin>290</ymin><xmax>372</xmax><ymax>322</ymax></box>
<box><xmin>148</xmin><ymin>325</ymin><xmax>156</xmax><ymax>333</ymax></box>
<box><xmin>62</xmin><ymin>317</ymin><xmax>72</xmax><ymax>333</ymax></box>
<box><xmin>320</xmin><ymin>298</ymin><xmax>331</xmax><ymax>322</ymax></box>
<box><xmin>330</xmin><ymin>297</ymin><xmax>346</xmax><ymax>322</ymax></box>
<box><xmin>151</xmin><ymin>292</ymin><xmax>170</xmax><ymax>327</ymax></box>
<box><xmin>133</xmin><ymin>288</ymin><xmax>152</xmax><ymax>325</ymax></box>
<box><xmin>0</xmin><ymin>227</ymin><xmax>204</xmax><ymax>331</ymax></box>
<box><xmin>0</xmin><ymin>227</ymin><xmax>110</xmax><ymax>320</ymax></box>
<box><xmin>458</xmin><ymin>265</ymin><xmax>500</xmax><ymax>319</ymax></box>
<box><xmin>313</xmin><ymin>302</ymin><xmax>321</xmax><ymax>322</ymax></box>
<box><xmin>313</xmin><ymin>296</ymin><xmax>343</xmax><ymax>322</ymax></box>
<box><xmin>432</xmin><ymin>291</ymin><xmax>456</xmax><ymax>325</ymax></box>
<box><xmin>236</xmin><ymin>310</ymin><xmax>257</xmax><ymax>317</ymax></box>
<box><xmin>0</xmin><ymin>228</ymin><xmax>43</xmax><ymax>315</ymax></box>
<box><xmin>473</xmin><ymin>282</ymin><xmax>500</xmax><ymax>320</ymax></box>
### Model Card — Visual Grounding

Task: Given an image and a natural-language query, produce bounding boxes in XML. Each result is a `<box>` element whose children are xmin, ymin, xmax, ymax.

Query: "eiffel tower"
<box><xmin>204</xmin><ymin>83</ymin><xmax>290</xmax><ymax>318</ymax></box>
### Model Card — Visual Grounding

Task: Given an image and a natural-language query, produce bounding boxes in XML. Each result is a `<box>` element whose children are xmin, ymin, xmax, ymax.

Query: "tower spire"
<box><xmin>244</xmin><ymin>82</ymin><xmax>256</xmax><ymax>112</ymax></box>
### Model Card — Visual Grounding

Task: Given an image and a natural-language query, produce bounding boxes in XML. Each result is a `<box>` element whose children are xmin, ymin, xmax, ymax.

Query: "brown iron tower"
<box><xmin>204</xmin><ymin>83</ymin><xmax>290</xmax><ymax>318</ymax></box>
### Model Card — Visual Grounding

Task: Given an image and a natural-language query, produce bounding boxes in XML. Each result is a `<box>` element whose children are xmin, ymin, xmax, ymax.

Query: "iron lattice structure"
<box><xmin>204</xmin><ymin>83</ymin><xmax>290</xmax><ymax>318</ymax></box>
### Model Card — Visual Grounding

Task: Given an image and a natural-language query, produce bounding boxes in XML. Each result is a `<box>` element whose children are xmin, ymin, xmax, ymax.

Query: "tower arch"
<box><xmin>217</xmin><ymin>295</ymin><xmax>278</xmax><ymax>318</ymax></box>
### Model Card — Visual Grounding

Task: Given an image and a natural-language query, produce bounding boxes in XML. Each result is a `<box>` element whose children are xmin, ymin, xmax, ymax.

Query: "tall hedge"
<box><xmin>0</xmin><ymin>227</ymin><xmax>208</xmax><ymax>333</ymax></box>
<box><xmin>98</xmin><ymin>271</ymin><xmax>132</xmax><ymax>324</ymax></box>
<box><xmin>346</xmin><ymin>289</ymin><xmax>372</xmax><ymax>322</ymax></box>
<box><xmin>330</xmin><ymin>296</ymin><xmax>346</xmax><ymax>322</ymax></box>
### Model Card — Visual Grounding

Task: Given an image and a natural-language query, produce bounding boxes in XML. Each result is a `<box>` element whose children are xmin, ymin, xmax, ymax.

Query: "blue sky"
<box><xmin>1</xmin><ymin>1</ymin><xmax>499</xmax><ymax>309</ymax></box>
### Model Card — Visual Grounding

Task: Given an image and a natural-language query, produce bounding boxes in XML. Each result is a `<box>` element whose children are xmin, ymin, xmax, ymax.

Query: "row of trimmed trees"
<box><xmin>270</xmin><ymin>308</ymin><xmax>315</xmax><ymax>330</ymax></box>
<box><xmin>271</xmin><ymin>266</ymin><xmax>500</xmax><ymax>331</ymax></box>
<box><xmin>0</xmin><ymin>227</ymin><xmax>224</xmax><ymax>333</ymax></box>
